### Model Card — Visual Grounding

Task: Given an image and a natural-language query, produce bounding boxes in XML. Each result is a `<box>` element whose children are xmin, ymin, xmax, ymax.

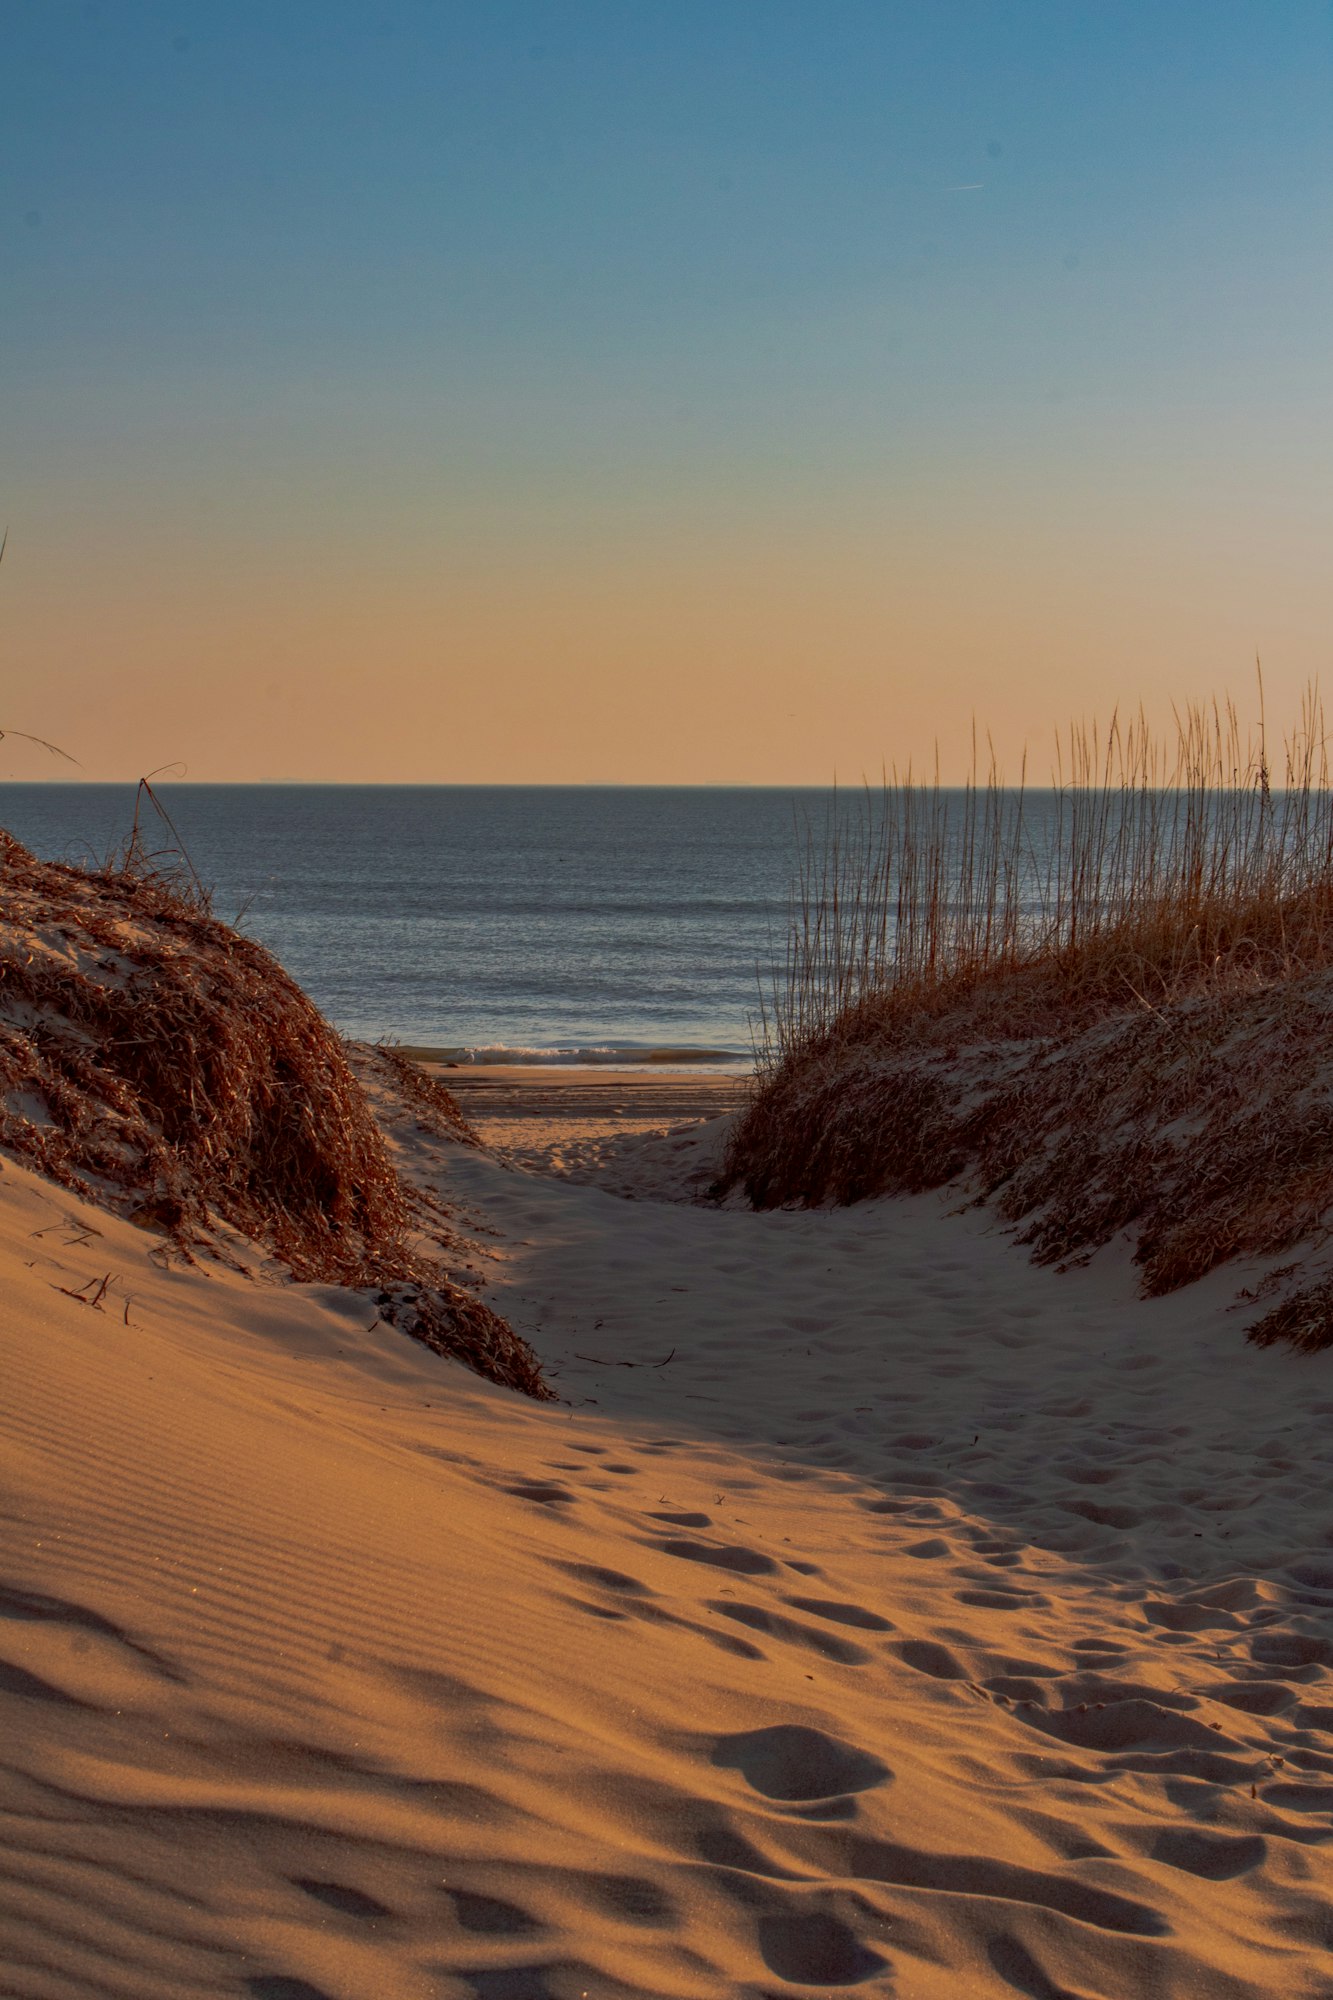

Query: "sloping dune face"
<box><xmin>723</xmin><ymin>966</ymin><xmax>1333</xmax><ymax>1350</ymax></box>
<box><xmin>0</xmin><ymin>832</ymin><xmax>547</xmax><ymax>1397</ymax></box>
<box><xmin>0</xmin><ymin>829</ymin><xmax>408</xmax><ymax>1274</ymax></box>
<box><xmin>5</xmin><ymin>1136</ymin><xmax>1333</xmax><ymax>2000</ymax></box>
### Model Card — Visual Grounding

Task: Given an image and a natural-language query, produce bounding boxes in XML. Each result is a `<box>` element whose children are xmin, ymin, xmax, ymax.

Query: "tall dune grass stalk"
<box><xmin>763</xmin><ymin>686</ymin><xmax>1333</xmax><ymax>1063</ymax></box>
<box><xmin>732</xmin><ymin>686</ymin><xmax>1333</xmax><ymax>1350</ymax></box>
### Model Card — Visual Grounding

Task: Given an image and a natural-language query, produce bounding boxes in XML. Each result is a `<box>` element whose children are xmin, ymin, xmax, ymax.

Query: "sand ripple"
<box><xmin>4</xmin><ymin>1106</ymin><xmax>1333</xmax><ymax>1996</ymax></box>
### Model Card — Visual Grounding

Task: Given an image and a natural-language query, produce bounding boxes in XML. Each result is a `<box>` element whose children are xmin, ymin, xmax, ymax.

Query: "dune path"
<box><xmin>4</xmin><ymin>1087</ymin><xmax>1333</xmax><ymax>1998</ymax></box>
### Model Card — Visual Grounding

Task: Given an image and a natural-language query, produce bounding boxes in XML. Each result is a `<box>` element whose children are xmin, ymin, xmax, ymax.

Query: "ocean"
<box><xmin>0</xmin><ymin>785</ymin><xmax>825</xmax><ymax>1064</ymax></box>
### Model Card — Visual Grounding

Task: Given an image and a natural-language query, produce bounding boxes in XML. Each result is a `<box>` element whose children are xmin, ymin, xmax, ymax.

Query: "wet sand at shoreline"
<box><xmin>416</xmin><ymin>1060</ymin><xmax>751</xmax><ymax>1152</ymax></box>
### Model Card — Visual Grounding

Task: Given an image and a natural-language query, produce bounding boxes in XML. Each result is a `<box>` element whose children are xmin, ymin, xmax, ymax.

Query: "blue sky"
<box><xmin>3</xmin><ymin>3</ymin><xmax>1331</xmax><ymax>780</ymax></box>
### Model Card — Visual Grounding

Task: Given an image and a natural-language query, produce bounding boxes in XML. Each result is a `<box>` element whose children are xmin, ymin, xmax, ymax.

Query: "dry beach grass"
<box><xmin>725</xmin><ymin>691</ymin><xmax>1333</xmax><ymax>1350</ymax></box>
<box><xmin>0</xmin><ymin>825</ymin><xmax>550</xmax><ymax>1397</ymax></box>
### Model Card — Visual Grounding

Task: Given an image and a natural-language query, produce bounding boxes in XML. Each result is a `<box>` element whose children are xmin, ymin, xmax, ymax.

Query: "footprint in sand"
<box><xmin>691</xmin><ymin>1812</ymin><xmax>804</xmax><ymax>1875</ymax></box>
<box><xmin>247</xmin><ymin>1981</ymin><xmax>335</xmax><ymax>2000</ymax></box>
<box><xmin>452</xmin><ymin>1967</ymin><xmax>571</xmax><ymax>1998</ymax></box>
<box><xmin>1261</xmin><ymin>1779</ymin><xmax>1333</xmax><ymax>1811</ymax></box>
<box><xmin>1018</xmin><ymin>1695</ymin><xmax>1234</xmax><ymax>1755</ymax></box>
<box><xmin>957</xmin><ymin>1586</ymin><xmax>1047</xmax><ymax>1609</ymax></box>
<box><xmin>1250</xmin><ymin>1632</ymin><xmax>1333</xmax><ymax>1669</ymax></box>
<box><xmin>893</xmin><ymin>1638</ymin><xmax>969</xmax><ymax>1680</ymax></box>
<box><xmin>1286</xmin><ymin>1558</ymin><xmax>1333</xmax><ymax>1597</ymax></box>
<box><xmin>290</xmin><ymin>1879</ymin><xmax>390</xmax><ymax>1921</ymax></box>
<box><xmin>0</xmin><ymin>1655</ymin><xmax>87</xmax><ymax>1704</ymax></box>
<box><xmin>1060</xmin><ymin>1498</ymin><xmax>1144</xmax><ymax>1529</ymax></box>
<box><xmin>1143</xmin><ymin>1598</ymin><xmax>1241</xmax><ymax>1632</ymax></box>
<box><xmin>504</xmin><ymin>1481</ymin><xmax>575</xmax><ymax>1507</ymax></box>
<box><xmin>707</xmin><ymin>1600</ymin><xmax>872</xmax><ymax>1664</ymax></box>
<box><xmin>1208</xmin><ymin>1679</ymin><xmax>1298</xmax><ymax>1716</ymax></box>
<box><xmin>711</xmin><ymin>1723</ymin><xmax>891</xmax><ymax>1802</ymax></box>
<box><xmin>757</xmin><ymin>1907</ymin><xmax>888</xmax><ymax>1984</ymax></box>
<box><xmin>903</xmin><ymin>1536</ymin><xmax>953</xmax><ymax>1560</ymax></box>
<box><xmin>984</xmin><ymin>1674</ymin><xmax>1051</xmax><ymax>1703</ymax></box>
<box><xmin>840</xmin><ymin>1834</ymin><xmax>1164</xmax><ymax>1937</ymax></box>
<box><xmin>550</xmin><ymin>1559</ymin><xmax>652</xmax><ymax>1596</ymax></box>
<box><xmin>986</xmin><ymin>1934</ymin><xmax>1091</xmax><ymax>1999</ymax></box>
<box><xmin>655</xmin><ymin>1537</ymin><xmax>777</xmax><ymax>1575</ymax></box>
<box><xmin>1148</xmin><ymin>1828</ymin><xmax>1267</xmax><ymax>1879</ymax></box>
<box><xmin>0</xmin><ymin>1576</ymin><xmax>182</xmax><ymax>1702</ymax></box>
<box><xmin>549</xmin><ymin>1556</ymin><xmax>772</xmax><ymax>1661</ymax></box>
<box><xmin>583</xmin><ymin>1872</ymin><xmax>675</xmax><ymax>1922</ymax></box>
<box><xmin>0</xmin><ymin>1580</ymin><xmax>163</xmax><ymax>1655</ymax></box>
<box><xmin>446</xmin><ymin>1887</ymin><xmax>545</xmax><ymax>1935</ymax></box>
<box><xmin>783</xmin><ymin>1596</ymin><xmax>894</xmax><ymax>1632</ymax></box>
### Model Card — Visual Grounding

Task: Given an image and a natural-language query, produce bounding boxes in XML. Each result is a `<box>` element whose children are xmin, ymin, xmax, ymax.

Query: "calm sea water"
<box><xmin>5</xmin><ymin>782</ymin><xmax>1280</xmax><ymax>1060</ymax></box>
<box><xmin>0</xmin><ymin>785</ymin><xmax>827</xmax><ymax>1061</ymax></box>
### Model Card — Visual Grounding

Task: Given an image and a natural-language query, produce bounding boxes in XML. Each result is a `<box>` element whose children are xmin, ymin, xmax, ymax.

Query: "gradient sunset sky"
<box><xmin>3</xmin><ymin>2</ymin><xmax>1331</xmax><ymax>782</ymax></box>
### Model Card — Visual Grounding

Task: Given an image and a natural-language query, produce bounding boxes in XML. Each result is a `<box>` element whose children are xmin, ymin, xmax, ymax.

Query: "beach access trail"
<box><xmin>3</xmin><ymin>1065</ymin><xmax>1333</xmax><ymax>1998</ymax></box>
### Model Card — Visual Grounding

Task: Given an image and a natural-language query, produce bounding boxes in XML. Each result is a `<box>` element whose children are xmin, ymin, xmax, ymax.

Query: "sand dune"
<box><xmin>4</xmin><ymin>1083</ymin><xmax>1333</xmax><ymax>1997</ymax></box>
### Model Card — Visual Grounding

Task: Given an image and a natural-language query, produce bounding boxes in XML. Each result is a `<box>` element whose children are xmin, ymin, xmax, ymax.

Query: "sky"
<box><xmin>2</xmin><ymin>1</ymin><xmax>1332</xmax><ymax>783</ymax></box>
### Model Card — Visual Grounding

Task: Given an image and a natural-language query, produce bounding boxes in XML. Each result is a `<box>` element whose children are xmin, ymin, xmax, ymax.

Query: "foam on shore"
<box><xmin>400</xmin><ymin>1041</ymin><xmax>752</xmax><ymax>1073</ymax></box>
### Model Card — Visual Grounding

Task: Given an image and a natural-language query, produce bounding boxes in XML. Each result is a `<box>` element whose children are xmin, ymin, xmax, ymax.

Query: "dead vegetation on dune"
<box><xmin>364</xmin><ymin>1042</ymin><xmax>483</xmax><ymax>1148</ymax></box>
<box><xmin>726</xmin><ymin>963</ymin><xmax>1333</xmax><ymax>1348</ymax></box>
<box><xmin>0</xmin><ymin>827</ymin><xmax>551</xmax><ymax>1398</ymax></box>
<box><xmin>726</xmin><ymin>692</ymin><xmax>1333</xmax><ymax>1352</ymax></box>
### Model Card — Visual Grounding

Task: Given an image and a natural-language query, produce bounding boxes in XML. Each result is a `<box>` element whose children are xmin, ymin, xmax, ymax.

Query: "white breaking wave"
<box><xmin>422</xmin><ymin>1042</ymin><xmax>748</xmax><ymax>1069</ymax></box>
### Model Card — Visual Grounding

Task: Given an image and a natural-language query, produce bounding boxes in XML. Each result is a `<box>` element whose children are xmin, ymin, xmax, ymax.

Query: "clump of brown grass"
<box><xmin>0</xmin><ymin>827</ymin><xmax>551</xmax><ymax>1399</ymax></box>
<box><xmin>368</xmin><ymin>1043</ymin><xmax>483</xmax><ymax>1148</ymax></box>
<box><xmin>727</xmin><ymin>687</ymin><xmax>1333</xmax><ymax>1351</ymax></box>
<box><xmin>761</xmin><ymin>687</ymin><xmax>1333</xmax><ymax>1058</ymax></box>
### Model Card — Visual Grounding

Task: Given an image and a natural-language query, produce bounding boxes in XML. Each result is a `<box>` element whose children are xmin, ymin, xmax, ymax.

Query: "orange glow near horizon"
<box><xmin>4</xmin><ymin>494</ymin><xmax>1329</xmax><ymax>786</ymax></box>
<box><xmin>6</xmin><ymin>10</ymin><xmax>1331</xmax><ymax>787</ymax></box>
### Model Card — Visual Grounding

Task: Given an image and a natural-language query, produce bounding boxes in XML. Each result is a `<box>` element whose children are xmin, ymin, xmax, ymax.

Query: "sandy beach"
<box><xmin>418</xmin><ymin>1063</ymin><xmax>749</xmax><ymax>1184</ymax></box>
<box><xmin>11</xmin><ymin>3</ymin><xmax>1331</xmax><ymax>1990</ymax></box>
<box><xmin>5</xmin><ymin>1056</ymin><xmax>1333</xmax><ymax>1998</ymax></box>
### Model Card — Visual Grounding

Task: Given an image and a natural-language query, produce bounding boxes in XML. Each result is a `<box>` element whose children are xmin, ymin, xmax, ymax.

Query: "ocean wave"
<box><xmin>399</xmin><ymin>1042</ymin><xmax>750</xmax><ymax>1069</ymax></box>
